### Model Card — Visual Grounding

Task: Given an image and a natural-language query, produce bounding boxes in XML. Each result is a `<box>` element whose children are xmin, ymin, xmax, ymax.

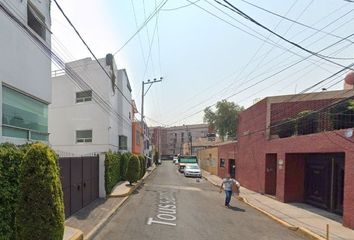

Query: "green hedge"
<box><xmin>296</xmin><ymin>110</ymin><xmax>318</xmax><ymax>135</ymax></box>
<box><xmin>105</xmin><ymin>151</ymin><xmax>121</xmax><ymax>194</ymax></box>
<box><xmin>0</xmin><ymin>143</ymin><xmax>23</xmax><ymax>240</ymax></box>
<box><xmin>126</xmin><ymin>155</ymin><xmax>141</xmax><ymax>185</ymax></box>
<box><xmin>120</xmin><ymin>152</ymin><xmax>131</xmax><ymax>180</ymax></box>
<box><xmin>138</xmin><ymin>155</ymin><xmax>146</xmax><ymax>179</ymax></box>
<box><xmin>16</xmin><ymin>143</ymin><xmax>65</xmax><ymax>240</ymax></box>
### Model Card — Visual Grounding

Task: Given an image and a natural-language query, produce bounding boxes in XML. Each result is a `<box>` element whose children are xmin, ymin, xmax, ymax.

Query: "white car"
<box><xmin>184</xmin><ymin>165</ymin><xmax>202</xmax><ymax>178</ymax></box>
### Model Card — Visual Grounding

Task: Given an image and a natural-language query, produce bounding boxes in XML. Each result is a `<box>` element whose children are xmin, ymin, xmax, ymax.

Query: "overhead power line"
<box><xmin>239</xmin><ymin>0</ymin><xmax>354</xmax><ymax>44</ymax></box>
<box><xmin>113</xmin><ymin>0</ymin><xmax>168</xmax><ymax>56</ymax></box>
<box><xmin>161</xmin><ymin>0</ymin><xmax>201</xmax><ymax>11</ymax></box>
<box><xmin>52</xmin><ymin>0</ymin><xmax>133</xmax><ymax>107</ymax></box>
<box><xmin>215</xmin><ymin>0</ymin><xmax>354</xmax><ymax>64</ymax></box>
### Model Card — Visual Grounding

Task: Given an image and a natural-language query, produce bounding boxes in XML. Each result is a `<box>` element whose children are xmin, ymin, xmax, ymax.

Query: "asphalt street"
<box><xmin>93</xmin><ymin>161</ymin><xmax>305</xmax><ymax>240</ymax></box>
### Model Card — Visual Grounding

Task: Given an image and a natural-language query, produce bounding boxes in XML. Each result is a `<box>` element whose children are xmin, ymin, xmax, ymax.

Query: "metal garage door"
<box><xmin>59</xmin><ymin>156</ymin><xmax>99</xmax><ymax>218</ymax></box>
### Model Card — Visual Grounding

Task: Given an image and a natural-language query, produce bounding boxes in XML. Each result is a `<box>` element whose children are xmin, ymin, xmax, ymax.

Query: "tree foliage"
<box><xmin>16</xmin><ymin>143</ymin><xmax>64</xmax><ymax>240</ymax></box>
<box><xmin>203</xmin><ymin>100</ymin><xmax>243</xmax><ymax>140</ymax></box>
<box><xmin>126</xmin><ymin>155</ymin><xmax>141</xmax><ymax>185</ymax></box>
<box><xmin>0</xmin><ymin>143</ymin><xmax>22</xmax><ymax>240</ymax></box>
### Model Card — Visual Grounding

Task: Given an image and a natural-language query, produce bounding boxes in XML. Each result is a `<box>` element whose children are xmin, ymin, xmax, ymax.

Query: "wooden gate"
<box><xmin>59</xmin><ymin>156</ymin><xmax>99</xmax><ymax>218</ymax></box>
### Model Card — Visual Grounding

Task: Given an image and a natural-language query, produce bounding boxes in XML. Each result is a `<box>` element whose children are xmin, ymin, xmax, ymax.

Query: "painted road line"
<box><xmin>147</xmin><ymin>191</ymin><xmax>177</xmax><ymax>227</ymax></box>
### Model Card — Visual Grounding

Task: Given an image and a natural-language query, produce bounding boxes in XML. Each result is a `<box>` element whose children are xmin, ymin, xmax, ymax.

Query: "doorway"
<box><xmin>229</xmin><ymin>159</ymin><xmax>236</xmax><ymax>178</ymax></box>
<box><xmin>265</xmin><ymin>154</ymin><xmax>277</xmax><ymax>195</ymax></box>
<box><xmin>305</xmin><ymin>153</ymin><xmax>344</xmax><ymax>215</ymax></box>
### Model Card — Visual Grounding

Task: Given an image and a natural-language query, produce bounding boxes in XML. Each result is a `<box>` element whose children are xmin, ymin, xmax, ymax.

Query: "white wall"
<box><xmin>0</xmin><ymin>0</ymin><xmax>51</xmax><ymax>103</ymax></box>
<box><xmin>49</xmin><ymin>57</ymin><xmax>133</xmax><ymax>155</ymax></box>
<box><xmin>117</xmin><ymin>69</ymin><xmax>132</xmax><ymax>152</ymax></box>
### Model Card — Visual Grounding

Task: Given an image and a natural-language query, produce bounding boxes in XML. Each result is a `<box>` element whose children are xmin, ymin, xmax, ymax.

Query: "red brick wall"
<box><xmin>236</xmin><ymin>98</ymin><xmax>354</xmax><ymax>229</ymax></box>
<box><xmin>284</xmin><ymin>154</ymin><xmax>305</xmax><ymax>203</ymax></box>
<box><xmin>270</xmin><ymin>99</ymin><xmax>336</xmax><ymax>123</ymax></box>
<box><xmin>237</xmin><ymin>99</ymin><xmax>268</xmax><ymax>193</ymax></box>
<box><xmin>343</xmin><ymin>151</ymin><xmax>354</xmax><ymax>229</ymax></box>
<box><xmin>217</xmin><ymin>142</ymin><xmax>238</xmax><ymax>179</ymax></box>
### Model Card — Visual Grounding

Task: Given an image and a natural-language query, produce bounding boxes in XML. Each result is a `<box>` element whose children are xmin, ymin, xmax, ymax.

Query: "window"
<box><xmin>220</xmin><ymin>159</ymin><xmax>225</xmax><ymax>168</ymax></box>
<box><xmin>76</xmin><ymin>130</ymin><xmax>92</xmax><ymax>143</ymax></box>
<box><xmin>27</xmin><ymin>2</ymin><xmax>46</xmax><ymax>40</ymax></box>
<box><xmin>2</xmin><ymin>86</ymin><xmax>48</xmax><ymax>141</ymax></box>
<box><xmin>136</xmin><ymin>130</ymin><xmax>140</xmax><ymax>145</ymax></box>
<box><xmin>76</xmin><ymin>91</ymin><xmax>92</xmax><ymax>103</ymax></box>
<box><xmin>119</xmin><ymin>135</ymin><xmax>128</xmax><ymax>150</ymax></box>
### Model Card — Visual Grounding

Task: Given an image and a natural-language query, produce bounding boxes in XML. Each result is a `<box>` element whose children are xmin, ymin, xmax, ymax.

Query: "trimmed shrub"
<box><xmin>126</xmin><ymin>155</ymin><xmax>141</xmax><ymax>185</ymax></box>
<box><xmin>16</xmin><ymin>143</ymin><xmax>64</xmax><ymax>240</ymax></box>
<box><xmin>296</xmin><ymin>110</ymin><xmax>318</xmax><ymax>135</ymax></box>
<box><xmin>120</xmin><ymin>152</ymin><xmax>131</xmax><ymax>180</ymax></box>
<box><xmin>330</xmin><ymin>99</ymin><xmax>354</xmax><ymax>130</ymax></box>
<box><xmin>275</xmin><ymin>118</ymin><xmax>296</xmax><ymax>138</ymax></box>
<box><xmin>105</xmin><ymin>150</ymin><xmax>121</xmax><ymax>194</ymax></box>
<box><xmin>0</xmin><ymin>143</ymin><xmax>23</xmax><ymax>240</ymax></box>
<box><xmin>138</xmin><ymin>155</ymin><xmax>146</xmax><ymax>179</ymax></box>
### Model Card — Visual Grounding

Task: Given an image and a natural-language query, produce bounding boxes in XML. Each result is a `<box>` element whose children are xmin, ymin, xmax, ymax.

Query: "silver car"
<box><xmin>184</xmin><ymin>164</ymin><xmax>202</xmax><ymax>178</ymax></box>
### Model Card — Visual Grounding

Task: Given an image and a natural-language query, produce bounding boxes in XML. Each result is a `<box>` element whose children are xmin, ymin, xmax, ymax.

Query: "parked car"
<box><xmin>184</xmin><ymin>164</ymin><xmax>202</xmax><ymax>178</ymax></box>
<box><xmin>178</xmin><ymin>155</ymin><xmax>198</xmax><ymax>173</ymax></box>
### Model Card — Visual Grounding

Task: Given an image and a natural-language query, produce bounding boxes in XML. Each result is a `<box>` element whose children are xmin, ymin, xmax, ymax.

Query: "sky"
<box><xmin>51</xmin><ymin>0</ymin><xmax>354</xmax><ymax>127</ymax></box>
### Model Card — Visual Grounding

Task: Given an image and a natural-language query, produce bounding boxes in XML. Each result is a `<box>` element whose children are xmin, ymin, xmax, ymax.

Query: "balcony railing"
<box><xmin>270</xmin><ymin>111</ymin><xmax>354</xmax><ymax>139</ymax></box>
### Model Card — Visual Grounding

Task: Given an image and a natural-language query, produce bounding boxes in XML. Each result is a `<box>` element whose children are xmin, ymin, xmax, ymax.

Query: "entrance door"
<box><xmin>229</xmin><ymin>159</ymin><xmax>236</xmax><ymax>178</ymax></box>
<box><xmin>70</xmin><ymin>157</ymin><xmax>83</xmax><ymax>214</ymax></box>
<box><xmin>305</xmin><ymin>153</ymin><xmax>344</xmax><ymax>214</ymax></box>
<box><xmin>59</xmin><ymin>156</ymin><xmax>99</xmax><ymax>218</ymax></box>
<box><xmin>265</xmin><ymin>154</ymin><xmax>277</xmax><ymax>195</ymax></box>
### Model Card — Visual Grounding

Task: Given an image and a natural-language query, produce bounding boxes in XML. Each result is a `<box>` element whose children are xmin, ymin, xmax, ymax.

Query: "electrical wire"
<box><xmin>238</xmin><ymin>0</ymin><xmax>354</xmax><ymax>44</ymax></box>
<box><xmin>216</xmin><ymin>0</ymin><xmax>354</xmax><ymax>64</ymax></box>
<box><xmin>113</xmin><ymin>0</ymin><xmax>168</xmax><ymax>55</ymax></box>
<box><xmin>161</xmin><ymin>0</ymin><xmax>201</xmax><ymax>11</ymax></box>
<box><xmin>52</xmin><ymin>0</ymin><xmax>134</xmax><ymax>108</ymax></box>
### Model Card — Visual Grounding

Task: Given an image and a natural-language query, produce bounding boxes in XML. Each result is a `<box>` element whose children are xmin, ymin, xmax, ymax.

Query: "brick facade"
<box><xmin>236</xmin><ymin>92</ymin><xmax>354</xmax><ymax>229</ymax></box>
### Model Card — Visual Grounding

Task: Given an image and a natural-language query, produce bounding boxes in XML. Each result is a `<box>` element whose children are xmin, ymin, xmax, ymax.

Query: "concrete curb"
<box><xmin>109</xmin><ymin>166</ymin><xmax>157</xmax><ymax>198</ymax></box>
<box><xmin>203</xmin><ymin>175</ymin><xmax>326</xmax><ymax>240</ymax></box>
<box><xmin>69</xmin><ymin>230</ymin><xmax>84</xmax><ymax>240</ymax></box>
<box><xmin>84</xmin><ymin>166</ymin><xmax>157</xmax><ymax>240</ymax></box>
<box><xmin>63</xmin><ymin>226</ymin><xmax>83</xmax><ymax>240</ymax></box>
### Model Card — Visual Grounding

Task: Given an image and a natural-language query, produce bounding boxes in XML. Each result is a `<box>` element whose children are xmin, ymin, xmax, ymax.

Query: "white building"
<box><xmin>49</xmin><ymin>55</ymin><xmax>133</xmax><ymax>155</ymax></box>
<box><xmin>0</xmin><ymin>0</ymin><xmax>51</xmax><ymax>144</ymax></box>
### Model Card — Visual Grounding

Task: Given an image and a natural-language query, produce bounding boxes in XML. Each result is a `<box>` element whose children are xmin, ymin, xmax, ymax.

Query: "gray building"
<box><xmin>150</xmin><ymin>124</ymin><xmax>211</xmax><ymax>157</ymax></box>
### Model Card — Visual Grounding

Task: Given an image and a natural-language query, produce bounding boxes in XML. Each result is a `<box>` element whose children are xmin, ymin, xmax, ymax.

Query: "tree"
<box><xmin>204</xmin><ymin>100</ymin><xmax>244</xmax><ymax>140</ymax></box>
<box><xmin>126</xmin><ymin>155</ymin><xmax>141</xmax><ymax>185</ymax></box>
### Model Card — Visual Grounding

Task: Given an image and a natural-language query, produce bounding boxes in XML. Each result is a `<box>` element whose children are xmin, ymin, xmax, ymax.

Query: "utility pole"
<box><xmin>141</xmin><ymin>77</ymin><xmax>162</xmax><ymax>157</ymax></box>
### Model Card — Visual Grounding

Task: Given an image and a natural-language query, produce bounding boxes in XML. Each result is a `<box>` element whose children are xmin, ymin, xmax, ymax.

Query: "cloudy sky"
<box><xmin>51</xmin><ymin>0</ymin><xmax>354</xmax><ymax>127</ymax></box>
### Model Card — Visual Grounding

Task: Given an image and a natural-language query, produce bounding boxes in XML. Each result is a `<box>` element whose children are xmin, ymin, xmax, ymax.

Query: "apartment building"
<box><xmin>0</xmin><ymin>0</ymin><xmax>51</xmax><ymax>144</ymax></box>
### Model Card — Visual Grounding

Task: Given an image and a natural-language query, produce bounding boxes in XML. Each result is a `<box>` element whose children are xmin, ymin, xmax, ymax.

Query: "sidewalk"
<box><xmin>65</xmin><ymin>165</ymin><xmax>157</xmax><ymax>240</ymax></box>
<box><xmin>202</xmin><ymin>170</ymin><xmax>354</xmax><ymax>240</ymax></box>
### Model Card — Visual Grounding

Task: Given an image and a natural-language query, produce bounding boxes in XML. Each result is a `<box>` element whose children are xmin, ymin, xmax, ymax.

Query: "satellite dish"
<box><xmin>344</xmin><ymin>129</ymin><xmax>353</xmax><ymax>138</ymax></box>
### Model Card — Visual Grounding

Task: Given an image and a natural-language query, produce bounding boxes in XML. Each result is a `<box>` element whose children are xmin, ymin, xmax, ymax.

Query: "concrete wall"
<box><xmin>49</xmin><ymin>57</ymin><xmax>133</xmax><ymax>155</ymax></box>
<box><xmin>0</xmin><ymin>0</ymin><xmax>51</xmax><ymax>103</ymax></box>
<box><xmin>117</xmin><ymin>69</ymin><xmax>132</xmax><ymax>152</ymax></box>
<box><xmin>197</xmin><ymin>147</ymin><xmax>218</xmax><ymax>175</ymax></box>
<box><xmin>0</xmin><ymin>0</ymin><xmax>51</xmax><ymax>143</ymax></box>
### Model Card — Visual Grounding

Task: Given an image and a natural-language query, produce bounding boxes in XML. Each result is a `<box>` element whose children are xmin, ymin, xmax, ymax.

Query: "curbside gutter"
<box><xmin>84</xmin><ymin>166</ymin><xmax>157</xmax><ymax>240</ymax></box>
<box><xmin>63</xmin><ymin>226</ymin><xmax>84</xmax><ymax>240</ymax></box>
<box><xmin>203</xmin><ymin>174</ymin><xmax>326</xmax><ymax>240</ymax></box>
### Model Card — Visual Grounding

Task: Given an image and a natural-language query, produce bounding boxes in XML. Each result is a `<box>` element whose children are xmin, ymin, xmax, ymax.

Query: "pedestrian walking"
<box><xmin>219</xmin><ymin>174</ymin><xmax>240</xmax><ymax>207</ymax></box>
